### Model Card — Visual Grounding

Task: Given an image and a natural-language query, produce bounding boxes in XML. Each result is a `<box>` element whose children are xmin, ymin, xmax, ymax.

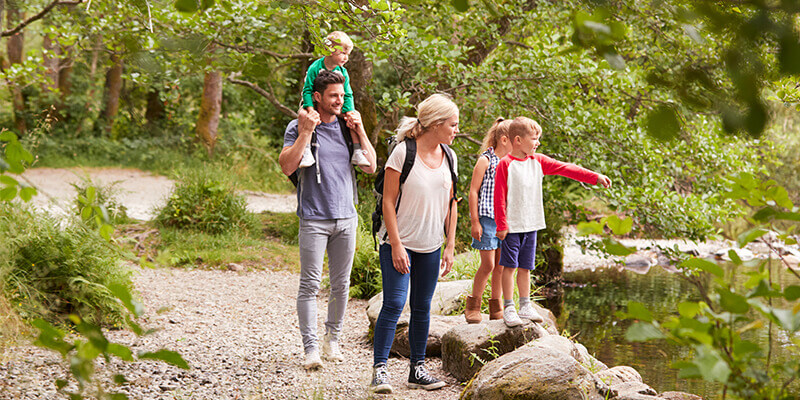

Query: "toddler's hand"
<box><xmin>496</xmin><ymin>230</ymin><xmax>508</xmax><ymax>241</ymax></box>
<box><xmin>597</xmin><ymin>174</ymin><xmax>612</xmax><ymax>188</ymax></box>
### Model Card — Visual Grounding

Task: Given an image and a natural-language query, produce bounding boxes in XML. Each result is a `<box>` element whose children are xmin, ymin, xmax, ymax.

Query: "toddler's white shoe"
<box><xmin>351</xmin><ymin>149</ymin><xmax>370</xmax><ymax>167</ymax></box>
<box><xmin>299</xmin><ymin>146</ymin><xmax>315</xmax><ymax>168</ymax></box>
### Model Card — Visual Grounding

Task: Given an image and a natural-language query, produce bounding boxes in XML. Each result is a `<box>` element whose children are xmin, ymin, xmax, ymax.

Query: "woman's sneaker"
<box><xmin>518</xmin><ymin>303</ymin><xmax>544</xmax><ymax>323</ymax></box>
<box><xmin>299</xmin><ymin>146</ymin><xmax>315</xmax><ymax>168</ymax></box>
<box><xmin>503</xmin><ymin>306</ymin><xmax>524</xmax><ymax>327</ymax></box>
<box><xmin>370</xmin><ymin>363</ymin><xmax>392</xmax><ymax>394</ymax></box>
<box><xmin>407</xmin><ymin>361</ymin><xmax>446</xmax><ymax>390</ymax></box>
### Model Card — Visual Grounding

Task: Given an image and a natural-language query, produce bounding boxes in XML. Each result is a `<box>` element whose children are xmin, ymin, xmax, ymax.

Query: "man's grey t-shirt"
<box><xmin>283</xmin><ymin>118</ymin><xmax>356</xmax><ymax>220</ymax></box>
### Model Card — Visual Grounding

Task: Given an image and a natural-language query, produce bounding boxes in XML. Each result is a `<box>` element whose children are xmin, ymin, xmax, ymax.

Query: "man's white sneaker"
<box><xmin>299</xmin><ymin>146</ymin><xmax>315</xmax><ymax>168</ymax></box>
<box><xmin>503</xmin><ymin>306</ymin><xmax>524</xmax><ymax>327</ymax></box>
<box><xmin>303</xmin><ymin>349</ymin><xmax>323</xmax><ymax>370</ymax></box>
<box><xmin>518</xmin><ymin>303</ymin><xmax>544</xmax><ymax>323</ymax></box>
<box><xmin>321</xmin><ymin>333</ymin><xmax>344</xmax><ymax>363</ymax></box>
<box><xmin>351</xmin><ymin>149</ymin><xmax>370</xmax><ymax>167</ymax></box>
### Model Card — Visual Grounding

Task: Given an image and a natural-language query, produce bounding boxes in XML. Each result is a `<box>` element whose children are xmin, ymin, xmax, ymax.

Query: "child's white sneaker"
<box><xmin>303</xmin><ymin>349</ymin><xmax>323</xmax><ymax>370</ymax></box>
<box><xmin>351</xmin><ymin>149</ymin><xmax>370</xmax><ymax>167</ymax></box>
<box><xmin>503</xmin><ymin>306</ymin><xmax>524</xmax><ymax>327</ymax></box>
<box><xmin>299</xmin><ymin>146</ymin><xmax>315</xmax><ymax>168</ymax></box>
<box><xmin>518</xmin><ymin>304</ymin><xmax>544</xmax><ymax>323</ymax></box>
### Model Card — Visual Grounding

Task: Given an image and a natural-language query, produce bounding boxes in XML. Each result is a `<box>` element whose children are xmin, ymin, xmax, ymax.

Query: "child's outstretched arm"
<box><xmin>538</xmin><ymin>154</ymin><xmax>611</xmax><ymax>187</ymax></box>
<box><xmin>469</xmin><ymin>156</ymin><xmax>490</xmax><ymax>241</ymax></box>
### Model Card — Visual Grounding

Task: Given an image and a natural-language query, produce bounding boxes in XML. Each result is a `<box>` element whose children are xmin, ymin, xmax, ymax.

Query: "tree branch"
<box><xmin>213</xmin><ymin>40</ymin><xmax>313</xmax><ymax>60</ymax></box>
<box><xmin>227</xmin><ymin>73</ymin><xmax>297</xmax><ymax>119</ymax></box>
<box><xmin>2</xmin><ymin>0</ymin><xmax>82</xmax><ymax>37</ymax></box>
<box><xmin>455</xmin><ymin>133</ymin><xmax>483</xmax><ymax>146</ymax></box>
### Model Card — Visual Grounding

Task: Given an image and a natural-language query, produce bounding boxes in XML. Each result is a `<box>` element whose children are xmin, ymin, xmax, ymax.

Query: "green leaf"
<box><xmin>0</xmin><ymin>186</ymin><xmax>17</xmax><ymax>201</ymax></box>
<box><xmin>646</xmin><ymin>105</ymin><xmax>681</xmax><ymax>141</ymax></box>
<box><xmin>604</xmin><ymin>215</ymin><xmax>633</xmax><ymax>235</ymax></box>
<box><xmin>0</xmin><ymin>175</ymin><xmax>18</xmax><ymax>186</ymax></box>
<box><xmin>680</xmin><ymin>258</ymin><xmax>724</xmax><ymax>278</ymax></box>
<box><xmin>626</xmin><ymin>301</ymin><xmax>653</xmax><ymax>322</ymax></box>
<box><xmin>200</xmin><ymin>0</ymin><xmax>214</xmax><ymax>10</ymax></box>
<box><xmin>86</xmin><ymin>186</ymin><xmax>96</xmax><ymax>202</ymax></box>
<box><xmin>18</xmin><ymin>186</ymin><xmax>36</xmax><ymax>202</ymax></box>
<box><xmin>109</xmin><ymin>393</ymin><xmax>128</xmax><ymax>400</ymax></box>
<box><xmin>31</xmin><ymin>319</ymin><xmax>72</xmax><ymax>356</ymax></box>
<box><xmin>113</xmin><ymin>374</ymin><xmax>128</xmax><ymax>385</ymax></box>
<box><xmin>138</xmin><ymin>349</ymin><xmax>190</xmax><ymax>369</ymax></box>
<box><xmin>737</xmin><ymin>228</ymin><xmax>767</xmax><ymax>248</ymax></box>
<box><xmin>108</xmin><ymin>343</ymin><xmax>134</xmax><ymax>361</ymax></box>
<box><xmin>602</xmin><ymin>238</ymin><xmax>635</xmax><ymax>256</ymax></box>
<box><xmin>451</xmin><ymin>0</ymin><xmax>469</xmax><ymax>12</ymax></box>
<box><xmin>626</xmin><ymin>321</ymin><xmax>664</xmax><ymax>341</ymax></box>
<box><xmin>784</xmin><ymin>285</ymin><xmax>800</xmax><ymax>301</ymax></box>
<box><xmin>0</xmin><ymin>131</ymin><xmax>16</xmax><ymax>141</ymax></box>
<box><xmin>694</xmin><ymin>347</ymin><xmax>731</xmax><ymax>383</ymax></box>
<box><xmin>109</xmin><ymin>284</ymin><xmax>144</xmax><ymax>317</ymax></box>
<box><xmin>100</xmin><ymin>224</ymin><xmax>114</xmax><ymax>241</ymax></box>
<box><xmin>175</xmin><ymin>0</ymin><xmax>198</xmax><ymax>13</ymax></box>
<box><xmin>576</xmin><ymin>221</ymin><xmax>603</xmax><ymax>235</ymax></box>
<box><xmin>718</xmin><ymin>288</ymin><xmax>750</xmax><ymax>314</ymax></box>
<box><xmin>678</xmin><ymin>302</ymin><xmax>701</xmax><ymax>318</ymax></box>
<box><xmin>55</xmin><ymin>379</ymin><xmax>68</xmax><ymax>389</ymax></box>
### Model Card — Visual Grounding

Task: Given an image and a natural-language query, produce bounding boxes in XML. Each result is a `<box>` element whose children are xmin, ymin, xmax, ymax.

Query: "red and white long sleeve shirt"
<box><xmin>493</xmin><ymin>153</ymin><xmax>599</xmax><ymax>233</ymax></box>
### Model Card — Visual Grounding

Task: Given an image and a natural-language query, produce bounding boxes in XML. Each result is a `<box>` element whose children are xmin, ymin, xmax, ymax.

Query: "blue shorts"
<box><xmin>471</xmin><ymin>216</ymin><xmax>501</xmax><ymax>250</ymax></box>
<box><xmin>499</xmin><ymin>231</ymin><xmax>538</xmax><ymax>270</ymax></box>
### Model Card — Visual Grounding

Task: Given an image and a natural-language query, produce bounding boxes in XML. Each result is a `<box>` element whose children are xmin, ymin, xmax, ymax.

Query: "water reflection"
<box><xmin>558</xmin><ymin>265</ymin><xmax>727</xmax><ymax>398</ymax></box>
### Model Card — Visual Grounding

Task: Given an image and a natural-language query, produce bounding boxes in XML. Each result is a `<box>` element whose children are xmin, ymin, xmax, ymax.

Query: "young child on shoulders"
<box><xmin>464</xmin><ymin>118</ymin><xmax>513</xmax><ymax>324</ymax></box>
<box><xmin>299</xmin><ymin>30</ymin><xmax>370</xmax><ymax>168</ymax></box>
<box><xmin>493</xmin><ymin>116</ymin><xmax>612</xmax><ymax>327</ymax></box>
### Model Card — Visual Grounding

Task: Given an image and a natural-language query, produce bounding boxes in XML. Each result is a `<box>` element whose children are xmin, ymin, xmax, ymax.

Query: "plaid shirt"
<box><xmin>478</xmin><ymin>147</ymin><xmax>500</xmax><ymax>218</ymax></box>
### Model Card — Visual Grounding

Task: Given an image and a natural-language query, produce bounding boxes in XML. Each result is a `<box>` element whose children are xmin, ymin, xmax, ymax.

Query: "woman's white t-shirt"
<box><xmin>378</xmin><ymin>141</ymin><xmax>457</xmax><ymax>253</ymax></box>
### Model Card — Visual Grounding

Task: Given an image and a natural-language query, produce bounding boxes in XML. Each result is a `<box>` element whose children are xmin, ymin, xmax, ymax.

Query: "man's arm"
<box><xmin>345</xmin><ymin>110</ymin><xmax>377</xmax><ymax>174</ymax></box>
<box><xmin>279</xmin><ymin>108</ymin><xmax>320</xmax><ymax>176</ymax></box>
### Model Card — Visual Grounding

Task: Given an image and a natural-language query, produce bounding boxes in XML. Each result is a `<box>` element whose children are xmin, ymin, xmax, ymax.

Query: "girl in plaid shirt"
<box><xmin>464</xmin><ymin>118</ymin><xmax>513</xmax><ymax>323</ymax></box>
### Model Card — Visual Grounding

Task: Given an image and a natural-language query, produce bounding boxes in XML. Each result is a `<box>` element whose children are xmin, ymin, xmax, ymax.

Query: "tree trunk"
<box><xmin>42</xmin><ymin>30</ymin><xmax>60</xmax><ymax>93</ymax></box>
<box><xmin>347</xmin><ymin>47</ymin><xmax>378</xmax><ymax>144</ymax></box>
<box><xmin>6</xmin><ymin>2</ymin><xmax>25</xmax><ymax>134</ymax></box>
<box><xmin>145</xmin><ymin>88</ymin><xmax>165</xmax><ymax>124</ymax></box>
<box><xmin>196</xmin><ymin>70</ymin><xmax>222</xmax><ymax>157</ymax></box>
<box><xmin>57</xmin><ymin>49</ymin><xmax>73</xmax><ymax>110</ymax></box>
<box><xmin>99</xmin><ymin>53</ymin><xmax>123</xmax><ymax>131</ymax></box>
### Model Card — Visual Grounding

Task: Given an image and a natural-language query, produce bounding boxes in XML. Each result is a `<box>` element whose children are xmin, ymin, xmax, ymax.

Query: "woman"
<box><xmin>370</xmin><ymin>94</ymin><xmax>459</xmax><ymax>394</ymax></box>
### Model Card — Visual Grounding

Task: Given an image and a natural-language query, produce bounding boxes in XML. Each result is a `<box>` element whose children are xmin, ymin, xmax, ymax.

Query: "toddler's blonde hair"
<box><xmin>325</xmin><ymin>31</ymin><xmax>353</xmax><ymax>53</ymax></box>
<box><xmin>480</xmin><ymin>118</ymin><xmax>511</xmax><ymax>153</ymax></box>
<box><xmin>396</xmin><ymin>93</ymin><xmax>459</xmax><ymax>141</ymax></box>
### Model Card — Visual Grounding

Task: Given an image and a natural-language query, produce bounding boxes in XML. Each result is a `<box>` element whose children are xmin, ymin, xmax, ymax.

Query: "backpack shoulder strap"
<box><xmin>400</xmin><ymin>138</ymin><xmax>416</xmax><ymax>185</ymax></box>
<box><xmin>337</xmin><ymin>116</ymin><xmax>354</xmax><ymax>158</ymax></box>
<box><xmin>440</xmin><ymin>143</ymin><xmax>458</xmax><ymax>187</ymax></box>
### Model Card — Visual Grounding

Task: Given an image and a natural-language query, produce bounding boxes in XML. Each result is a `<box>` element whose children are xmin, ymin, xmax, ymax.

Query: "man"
<box><xmin>279</xmin><ymin>70</ymin><xmax>377</xmax><ymax>370</ymax></box>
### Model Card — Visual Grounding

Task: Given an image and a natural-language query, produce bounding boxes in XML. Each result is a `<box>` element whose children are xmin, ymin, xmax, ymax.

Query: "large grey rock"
<box><xmin>391</xmin><ymin>315</ymin><xmax>463</xmax><ymax>357</ymax></box>
<box><xmin>611</xmin><ymin>381</ymin><xmax>657</xmax><ymax>399</ymax></box>
<box><xmin>595</xmin><ymin>365</ymin><xmax>643</xmax><ymax>386</ymax></box>
<box><xmin>575</xmin><ymin>343</ymin><xmax>608</xmax><ymax>372</ymax></box>
<box><xmin>441</xmin><ymin>320</ymin><xmax>549</xmax><ymax>382</ymax></box>
<box><xmin>658</xmin><ymin>391</ymin><xmax>703</xmax><ymax>400</ymax></box>
<box><xmin>461</xmin><ymin>338</ymin><xmax>611</xmax><ymax>400</ymax></box>
<box><xmin>366</xmin><ymin>279</ymin><xmax>473</xmax><ymax>329</ymax></box>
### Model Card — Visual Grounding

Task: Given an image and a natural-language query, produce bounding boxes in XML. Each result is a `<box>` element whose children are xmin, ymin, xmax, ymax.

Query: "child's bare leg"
<box><xmin>516</xmin><ymin>269</ymin><xmax>531</xmax><ymax>299</ymax></box>
<box><xmin>489</xmin><ymin>248</ymin><xmax>503</xmax><ymax>299</ymax></box>
<box><xmin>471</xmin><ymin>250</ymin><xmax>494</xmax><ymax>298</ymax></box>
<box><xmin>502</xmin><ymin>267</ymin><xmax>516</xmax><ymax>303</ymax></box>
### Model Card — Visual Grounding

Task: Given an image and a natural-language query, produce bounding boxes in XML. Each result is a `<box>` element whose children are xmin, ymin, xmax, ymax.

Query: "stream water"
<box><xmin>555</xmin><ymin>262</ymin><xmax>799</xmax><ymax>399</ymax></box>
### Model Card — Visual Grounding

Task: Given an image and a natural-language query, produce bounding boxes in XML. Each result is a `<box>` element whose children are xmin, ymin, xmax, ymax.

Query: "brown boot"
<box><xmin>488</xmin><ymin>298</ymin><xmax>504</xmax><ymax>320</ymax></box>
<box><xmin>464</xmin><ymin>295</ymin><xmax>482</xmax><ymax>324</ymax></box>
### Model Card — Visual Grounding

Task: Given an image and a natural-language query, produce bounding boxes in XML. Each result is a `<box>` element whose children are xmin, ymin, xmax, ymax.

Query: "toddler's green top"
<box><xmin>302</xmin><ymin>57</ymin><xmax>354</xmax><ymax>113</ymax></box>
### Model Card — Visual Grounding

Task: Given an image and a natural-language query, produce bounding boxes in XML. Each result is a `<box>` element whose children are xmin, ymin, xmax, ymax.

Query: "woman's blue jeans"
<box><xmin>373</xmin><ymin>243</ymin><xmax>441</xmax><ymax>365</ymax></box>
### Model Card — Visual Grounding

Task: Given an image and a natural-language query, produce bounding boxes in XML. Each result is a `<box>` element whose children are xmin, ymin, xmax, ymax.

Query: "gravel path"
<box><xmin>0</xmin><ymin>266</ymin><xmax>463</xmax><ymax>400</ymax></box>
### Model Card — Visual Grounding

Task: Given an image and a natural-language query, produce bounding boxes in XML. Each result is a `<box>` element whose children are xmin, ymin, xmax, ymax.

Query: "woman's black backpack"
<box><xmin>370</xmin><ymin>137</ymin><xmax>458</xmax><ymax>250</ymax></box>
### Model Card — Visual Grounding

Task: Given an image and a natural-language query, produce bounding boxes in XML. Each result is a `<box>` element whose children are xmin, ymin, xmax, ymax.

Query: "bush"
<box><xmin>155</xmin><ymin>171</ymin><xmax>257</xmax><ymax>234</ymax></box>
<box><xmin>349</xmin><ymin>223</ymin><xmax>382</xmax><ymax>299</ymax></box>
<box><xmin>0</xmin><ymin>204</ymin><xmax>133</xmax><ymax>326</ymax></box>
<box><xmin>71</xmin><ymin>176</ymin><xmax>130</xmax><ymax>225</ymax></box>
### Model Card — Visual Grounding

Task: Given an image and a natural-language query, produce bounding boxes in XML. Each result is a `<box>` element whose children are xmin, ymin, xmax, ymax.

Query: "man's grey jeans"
<box><xmin>297</xmin><ymin>216</ymin><xmax>358</xmax><ymax>354</ymax></box>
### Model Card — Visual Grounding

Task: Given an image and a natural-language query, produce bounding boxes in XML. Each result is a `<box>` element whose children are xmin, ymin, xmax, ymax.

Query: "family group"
<box><xmin>277</xmin><ymin>31</ymin><xmax>612</xmax><ymax>395</ymax></box>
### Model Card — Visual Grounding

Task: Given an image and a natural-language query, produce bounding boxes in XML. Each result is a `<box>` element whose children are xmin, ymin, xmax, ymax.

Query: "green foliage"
<box><xmin>349</xmin><ymin>223</ymin><xmax>382</xmax><ymax>299</ymax></box>
<box><xmin>0</xmin><ymin>204</ymin><xmax>133</xmax><ymax>327</ymax></box>
<box><xmin>0</xmin><ymin>130</ymin><xmax>36</xmax><ymax>202</ymax></box>
<box><xmin>613</xmin><ymin>174</ymin><xmax>800</xmax><ymax>399</ymax></box>
<box><xmin>31</xmin><ymin>284</ymin><xmax>189</xmax><ymax>400</ymax></box>
<box><xmin>72</xmin><ymin>178</ymin><xmax>131</xmax><ymax>241</ymax></box>
<box><xmin>155</xmin><ymin>171</ymin><xmax>256</xmax><ymax>234</ymax></box>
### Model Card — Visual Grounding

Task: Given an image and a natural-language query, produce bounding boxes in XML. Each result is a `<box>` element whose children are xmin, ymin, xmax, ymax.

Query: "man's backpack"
<box><xmin>370</xmin><ymin>137</ymin><xmax>459</xmax><ymax>250</ymax></box>
<box><xmin>288</xmin><ymin>115</ymin><xmax>354</xmax><ymax>187</ymax></box>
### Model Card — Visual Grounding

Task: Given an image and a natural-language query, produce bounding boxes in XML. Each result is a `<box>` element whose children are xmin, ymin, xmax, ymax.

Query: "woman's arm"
<box><xmin>442</xmin><ymin>183</ymin><xmax>458</xmax><ymax>277</ymax></box>
<box><xmin>468</xmin><ymin>156</ymin><xmax>489</xmax><ymax>241</ymax></box>
<box><xmin>382</xmin><ymin>167</ymin><xmax>410</xmax><ymax>274</ymax></box>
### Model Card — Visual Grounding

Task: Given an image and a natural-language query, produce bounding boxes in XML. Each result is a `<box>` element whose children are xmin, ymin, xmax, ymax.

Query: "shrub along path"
<box><xmin>20</xmin><ymin>167</ymin><xmax>296</xmax><ymax>220</ymax></box>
